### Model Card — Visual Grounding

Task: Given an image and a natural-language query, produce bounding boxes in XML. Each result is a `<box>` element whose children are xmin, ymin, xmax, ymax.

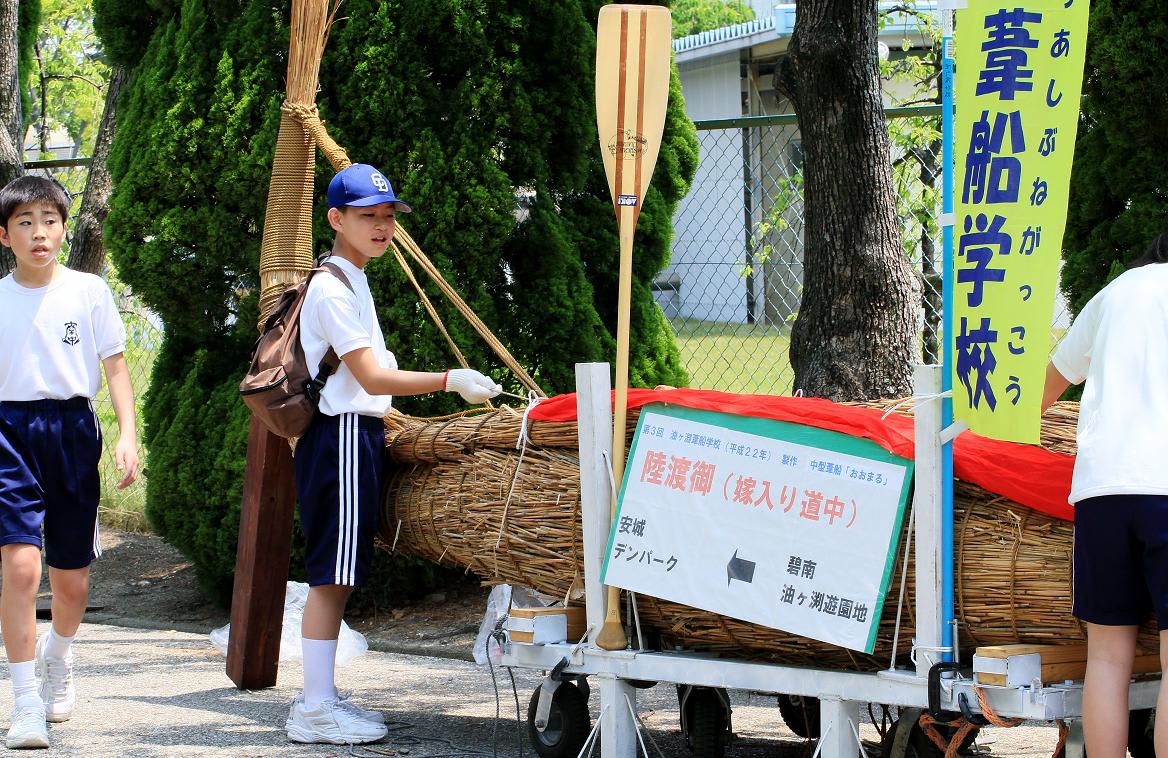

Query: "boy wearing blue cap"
<box><xmin>0</xmin><ymin>176</ymin><xmax>139</xmax><ymax>749</ymax></box>
<box><xmin>285</xmin><ymin>164</ymin><xmax>500</xmax><ymax>745</ymax></box>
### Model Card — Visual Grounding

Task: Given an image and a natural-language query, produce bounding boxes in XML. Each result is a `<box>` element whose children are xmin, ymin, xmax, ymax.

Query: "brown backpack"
<box><xmin>239</xmin><ymin>261</ymin><xmax>354</xmax><ymax>438</ymax></box>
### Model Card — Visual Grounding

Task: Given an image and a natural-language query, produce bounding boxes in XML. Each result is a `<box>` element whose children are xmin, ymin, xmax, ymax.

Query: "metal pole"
<box><xmin>913</xmin><ymin>365</ymin><xmax>945</xmax><ymax>678</ymax></box>
<box><xmin>940</xmin><ymin>3</ymin><xmax>957</xmax><ymax>663</ymax></box>
<box><xmin>575</xmin><ymin>363</ymin><xmax>637</xmax><ymax>757</ymax></box>
<box><xmin>818</xmin><ymin>698</ymin><xmax>861</xmax><ymax>758</ymax></box>
<box><xmin>578</xmin><ymin>363</ymin><xmax>616</xmax><ymax>645</ymax></box>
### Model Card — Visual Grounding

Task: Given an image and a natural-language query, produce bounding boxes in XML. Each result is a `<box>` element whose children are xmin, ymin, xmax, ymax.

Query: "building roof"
<box><xmin>673</xmin><ymin>1</ymin><xmax>938</xmax><ymax>63</ymax></box>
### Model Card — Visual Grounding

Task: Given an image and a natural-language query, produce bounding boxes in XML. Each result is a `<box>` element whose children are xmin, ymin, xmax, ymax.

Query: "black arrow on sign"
<box><xmin>726</xmin><ymin>549</ymin><xmax>756</xmax><ymax>586</ymax></box>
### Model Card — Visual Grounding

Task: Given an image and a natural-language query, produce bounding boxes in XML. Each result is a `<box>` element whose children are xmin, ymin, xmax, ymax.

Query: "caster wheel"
<box><xmin>777</xmin><ymin>694</ymin><xmax>821</xmax><ymax>738</ymax></box>
<box><xmin>527</xmin><ymin>681</ymin><xmax>591</xmax><ymax>758</ymax></box>
<box><xmin>687</xmin><ymin>687</ymin><xmax>729</xmax><ymax>757</ymax></box>
<box><xmin>879</xmin><ymin>716</ymin><xmax>977</xmax><ymax>758</ymax></box>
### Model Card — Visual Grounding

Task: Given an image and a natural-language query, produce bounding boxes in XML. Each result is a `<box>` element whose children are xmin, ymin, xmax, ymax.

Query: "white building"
<box><xmin>662</xmin><ymin>2</ymin><xmax>937</xmax><ymax>325</ymax></box>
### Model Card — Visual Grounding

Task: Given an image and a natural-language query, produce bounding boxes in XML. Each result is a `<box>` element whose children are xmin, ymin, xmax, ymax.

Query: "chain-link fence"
<box><xmin>22</xmin><ymin>160</ymin><xmax>160</xmax><ymax>532</ymax></box>
<box><xmin>662</xmin><ymin>106</ymin><xmax>1070</xmax><ymax>394</ymax></box>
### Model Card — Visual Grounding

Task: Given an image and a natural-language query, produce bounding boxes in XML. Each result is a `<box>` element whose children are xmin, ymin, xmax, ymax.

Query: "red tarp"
<box><xmin>528</xmin><ymin>388</ymin><xmax>1074</xmax><ymax>522</ymax></box>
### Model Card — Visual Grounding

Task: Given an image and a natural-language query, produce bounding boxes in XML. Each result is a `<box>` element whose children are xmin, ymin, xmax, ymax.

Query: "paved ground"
<box><xmin>0</xmin><ymin>620</ymin><xmax>1078</xmax><ymax>757</ymax></box>
<box><xmin>0</xmin><ymin>529</ymin><xmax>1085</xmax><ymax>756</ymax></box>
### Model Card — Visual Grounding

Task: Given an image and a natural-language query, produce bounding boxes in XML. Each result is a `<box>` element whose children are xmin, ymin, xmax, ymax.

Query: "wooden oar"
<box><xmin>593</xmin><ymin>3</ymin><xmax>672</xmax><ymax>651</ymax></box>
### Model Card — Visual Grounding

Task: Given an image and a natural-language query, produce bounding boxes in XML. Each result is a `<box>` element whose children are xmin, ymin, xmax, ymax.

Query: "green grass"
<box><xmin>92</xmin><ymin>309</ymin><xmax>161</xmax><ymax>534</ymax></box>
<box><xmin>671</xmin><ymin>319</ymin><xmax>794</xmax><ymax>395</ymax></box>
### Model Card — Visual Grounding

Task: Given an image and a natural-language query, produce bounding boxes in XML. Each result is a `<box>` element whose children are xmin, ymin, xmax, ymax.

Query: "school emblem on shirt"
<box><xmin>62</xmin><ymin>322</ymin><xmax>80</xmax><ymax>346</ymax></box>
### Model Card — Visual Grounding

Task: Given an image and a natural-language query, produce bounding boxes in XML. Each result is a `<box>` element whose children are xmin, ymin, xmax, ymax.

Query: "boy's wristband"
<box><xmin>443</xmin><ymin>369</ymin><xmax>451</xmax><ymax>391</ymax></box>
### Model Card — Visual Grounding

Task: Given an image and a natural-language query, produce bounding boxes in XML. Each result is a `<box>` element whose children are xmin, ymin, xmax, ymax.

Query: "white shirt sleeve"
<box><xmin>1052</xmin><ymin>292</ymin><xmax>1101</xmax><ymax>385</ymax></box>
<box><xmin>93</xmin><ymin>279</ymin><xmax>127</xmax><ymax>360</ymax></box>
<box><xmin>313</xmin><ymin>289</ymin><xmax>372</xmax><ymax>358</ymax></box>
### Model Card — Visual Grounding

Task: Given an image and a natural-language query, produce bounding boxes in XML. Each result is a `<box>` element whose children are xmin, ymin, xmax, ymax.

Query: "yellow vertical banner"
<box><xmin>952</xmin><ymin>1</ymin><xmax>1090</xmax><ymax>443</ymax></box>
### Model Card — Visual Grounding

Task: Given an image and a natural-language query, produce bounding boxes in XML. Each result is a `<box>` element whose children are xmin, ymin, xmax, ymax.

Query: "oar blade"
<box><xmin>595</xmin><ymin>4</ymin><xmax>672</xmax><ymax>219</ymax></box>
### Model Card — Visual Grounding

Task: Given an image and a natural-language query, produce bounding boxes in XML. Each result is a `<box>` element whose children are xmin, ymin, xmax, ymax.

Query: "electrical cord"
<box><xmin>345</xmin><ymin>617</ymin><xmax>525</xmax><ymax>758</ymax></box>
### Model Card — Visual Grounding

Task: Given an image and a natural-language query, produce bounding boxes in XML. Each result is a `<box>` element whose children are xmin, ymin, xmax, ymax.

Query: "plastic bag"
<box><xmin>473</xmin><ymin>584</ymin><xmax>512</xmax><ymax>666</ymax></box>
<box><xmin>209</xmin><ymin>581</ymin><xmax>369</xmax><ymax>665</ymax></box>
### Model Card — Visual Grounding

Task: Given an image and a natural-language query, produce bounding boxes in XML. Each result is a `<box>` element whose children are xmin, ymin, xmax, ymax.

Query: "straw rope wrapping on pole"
<box><xmin>256</xmin><ymin>0</ymin><xmax>346</xmax><ymax>326</ymax></box>
<box><xmin>256</xmin><ymin>45</ymin><xmax>541</xmax><ymax>395</ymax></box>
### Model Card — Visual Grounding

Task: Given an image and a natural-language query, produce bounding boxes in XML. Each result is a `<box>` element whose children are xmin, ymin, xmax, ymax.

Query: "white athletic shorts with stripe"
<box><xmin>294</xmin><ymin>412</ymin><xmax>385</xmax><ymax>587</ymax></box>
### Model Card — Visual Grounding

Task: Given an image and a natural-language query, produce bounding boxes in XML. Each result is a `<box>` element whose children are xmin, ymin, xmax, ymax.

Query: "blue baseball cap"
<box><xmin>327</xmin><ymin>164</ymin><xmax>413</xmax><ymax>212</ymax></box>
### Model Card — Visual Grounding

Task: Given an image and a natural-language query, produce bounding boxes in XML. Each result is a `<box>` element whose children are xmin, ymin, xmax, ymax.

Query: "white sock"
<box><xmin>9</xmin><ymin>660</ymin><xmax>38</xmax><ymax>708</ymax></box>
<box><xmin>44</xmin><ymin>627</ymin><xmax>75</xmax><ymax>660</ymax></box>
<box><xmin>301</xmin><ymin>637</ymin><xmax>338</xmax><ymax>709</ymax></box>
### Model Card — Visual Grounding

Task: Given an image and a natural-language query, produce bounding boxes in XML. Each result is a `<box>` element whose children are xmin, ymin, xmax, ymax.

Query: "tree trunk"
<box><xmin>775</xmin><ymin>0</ymin><xmax>918</xmax><ymax>401</ymax></box>
<box><xmin>68</xmin><ymin>66</ymin><xmax>127</xmax><ymax>274</ymax></box>
<box><xmin>0</xmin><ymin>0</ymin><xmax>24</xmax><ymax>276</ymax></box>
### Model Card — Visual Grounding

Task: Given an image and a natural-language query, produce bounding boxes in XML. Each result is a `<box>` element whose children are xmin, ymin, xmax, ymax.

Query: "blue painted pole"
<box><xmin>940</xmin><ymin>8</ymin><xmax>956</xmax><ymax>662</ymax></box>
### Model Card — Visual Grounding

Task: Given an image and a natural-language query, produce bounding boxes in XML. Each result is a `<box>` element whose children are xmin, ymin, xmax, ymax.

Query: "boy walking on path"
<box><xmin>0</xmin><ymin>176</ymin><xmax>140</xmax><ymax>749</ymax></box>
<box><xmin>285</xmin><ymin>163</ymin><xmax>500</xmax><ymax>745</ymax></box>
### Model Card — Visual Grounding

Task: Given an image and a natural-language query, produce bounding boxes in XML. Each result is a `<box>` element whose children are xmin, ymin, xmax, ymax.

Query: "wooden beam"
<box><xmin>226</xmin><ymin>416</ymin><xmax>297</xmax><ymax>689</ymax></box>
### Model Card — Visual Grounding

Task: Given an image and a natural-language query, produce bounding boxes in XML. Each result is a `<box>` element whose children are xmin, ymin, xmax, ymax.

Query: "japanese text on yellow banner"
<box><xmin>952</xmin><ymin>1</ymin><xmax>1090</xmax><ymax>442</ymax></box>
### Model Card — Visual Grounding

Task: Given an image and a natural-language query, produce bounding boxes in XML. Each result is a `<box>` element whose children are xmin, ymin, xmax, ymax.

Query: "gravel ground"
<box><xmin>0</xmin><ymin>529</ymin><xmax>1094</xmax><ymax>755</ymax></box>
<box><xmin>1</xmin><ymin>622</ymin><xmax>1077</xmax><ymax>757</ymax></box>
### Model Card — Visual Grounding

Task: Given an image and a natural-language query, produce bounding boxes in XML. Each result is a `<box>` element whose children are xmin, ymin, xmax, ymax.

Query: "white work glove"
<box><xmin>444</xmin><ymin>368</ymin><xmax>501</xmax><ymax>404</ymax></box>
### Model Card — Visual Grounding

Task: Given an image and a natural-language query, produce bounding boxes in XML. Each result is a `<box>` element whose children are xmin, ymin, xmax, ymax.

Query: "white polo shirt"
<box><xmin>1052</xmin><ymin>264</ymin><xmax>1168</xmax><ymax>503</ymax></box>
<box><xmin>299</xmin><ymin>256</ymin><xmax>397</xmax><ymax>417</ymax></box>
<box><xmin>0</xmin><ymin>266</ymin><xmax>126</xmax><ymax>401</ymax></box>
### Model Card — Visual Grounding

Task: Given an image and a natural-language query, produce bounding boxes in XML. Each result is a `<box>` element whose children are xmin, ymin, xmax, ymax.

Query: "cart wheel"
<box><xmin>879</xmin><ymin>717</ymin><xmax>978</xmax><ymax>758</ymax></box>
<box><xmin>777</xmin><ymin>694</ymin><xmax>821</xmax><ymax>738</ymax></box>
<box><xmin>687</xmin><ymin>687</ymin><xmax>729</xmax><ymax>757</ymax></box>
<box><xmin>1129</xmin><ymin>709</ymin><xmax>1154</xmax><ymax>758</ymax></box>
<box><xmin>526</xmin><ymin>681</ymin><xmax>591</xmax><ymax>758</ymax></box>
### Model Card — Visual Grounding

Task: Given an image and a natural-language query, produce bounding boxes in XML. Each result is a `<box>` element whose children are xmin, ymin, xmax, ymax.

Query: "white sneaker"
<box><xmin>35</xmin><ymin>635</ymin><xmax>75</xmax><ymax>723</ymax></box>
<box><xmin>286</xmin><ymin>692</ymin><xmax>386</xmax><ymax>725</ymax></box>
<box><xmin>286</xmin><ymin>697</ymin><xmax>388</xmax><ymax>744</ymax></box>
<box><xmin>5</xmin><ymin>702</ymin><xmax>48</xmax><ymax>749</ymax></box>
<box><xmin>336</xmin><ymin>691</ymin><xmax>387</xmax><ymax>724</ymax></box>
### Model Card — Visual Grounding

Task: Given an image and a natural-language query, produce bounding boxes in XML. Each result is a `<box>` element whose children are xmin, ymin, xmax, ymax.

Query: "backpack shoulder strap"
<box><xmin>318</xmin><ymin>260</ymin><xmax>355</xmax><ymax>294</ymax></box>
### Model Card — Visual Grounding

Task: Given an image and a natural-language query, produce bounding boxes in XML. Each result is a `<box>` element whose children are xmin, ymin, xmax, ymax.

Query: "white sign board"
<box><xmin>602</xmin><ymin>404</ymin><xmax>913</xmax><ymax>653</ymax></box>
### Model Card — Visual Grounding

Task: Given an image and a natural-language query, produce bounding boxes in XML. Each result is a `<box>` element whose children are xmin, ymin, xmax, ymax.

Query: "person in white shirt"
<box><xmin>285</xmin><ymin>164</ymin><xmax>500</xmax><ymax>745</ymax></box>
<box><xmin>0</xmin><ymin>176</ymin><xmax>140</xmax><ymax>749</ymax></box>
<box><xmin>1043</xmin><ymin>232</ymin><xmax>1168</xmax><ymax>757</ymax></box>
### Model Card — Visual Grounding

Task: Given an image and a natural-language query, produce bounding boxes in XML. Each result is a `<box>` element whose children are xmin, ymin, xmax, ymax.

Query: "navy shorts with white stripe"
<box><xmin>0</xmin><ymin>397</ymin><xmax>103</xmax><ymax>569</ymax></box>
<box><xmin>295</xmin><ymin>412</ymin><xmax>385</xmax><ymax>587</ymax></box>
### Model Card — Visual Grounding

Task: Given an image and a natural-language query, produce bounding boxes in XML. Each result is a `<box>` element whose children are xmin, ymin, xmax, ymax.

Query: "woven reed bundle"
<box><xmin>379</xmin><ymin>401</ymin><xmax>1158</xmax><ymax>668</ymax></box>
<box><xmin>382</xmin><ymin>406</ymin><xmax>640</xmax><ymax>464</ymax></box>
<box><xmin>389</xmin><ymin>446</ymin><xmax>586</xmax><ymax>600</ymax></box>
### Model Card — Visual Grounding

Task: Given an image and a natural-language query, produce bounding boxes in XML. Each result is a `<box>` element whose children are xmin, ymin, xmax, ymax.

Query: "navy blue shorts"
<box><xmin>1073</xmin><ymin>494</ymin><xmax>1168</xmax><ymax>629</ymax></box>
<box><xmin>294</xmin><ymin>412</ymin><xmax>385</xmax><ymax>587</ymax></box>
<box><xmin>0</xmin><ymin>398</ymin><xmax>102</xmax><ymax>569</ymax></box>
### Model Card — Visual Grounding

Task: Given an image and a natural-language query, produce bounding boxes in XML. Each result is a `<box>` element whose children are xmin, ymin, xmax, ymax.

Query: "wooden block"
<box><xmin>509</xmin><ymin>606</ymin><xmax>587</xmax><ymax>642</ymax></box>
<box><xmin>226</xmin><ymin>417</ymin><xmax>297</xmax><ymax>690</ymax></box>
<box><xmin>974</xmin><ymin>644</ymin><xmax>1088</xmax><ymax>664</ymax></box>
<box><xmin>975</xmin><ymin>644</ymin><xmax>1160</xmax><ymax>686</ymax></box>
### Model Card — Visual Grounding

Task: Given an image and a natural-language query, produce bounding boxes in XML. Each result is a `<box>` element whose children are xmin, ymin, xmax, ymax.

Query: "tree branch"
<box><xmin>44</xmin><ymin>73</ymin><xmax>105</xmax><ymax>91</ymax></box>
<box><xmin>35</xmin><ymin>41</ymin><xmax>48</xmax><ymax>154</ymax></box>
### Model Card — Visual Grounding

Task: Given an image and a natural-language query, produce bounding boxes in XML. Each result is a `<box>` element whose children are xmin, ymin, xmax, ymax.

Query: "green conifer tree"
<box><xmin>1062</xmin><ymin>0</ymin><xmax>1168</xmax><ymax>314</ymax></box>
<box><xmin>96</xmin><ymin>0</ymin><xmax>697</xmax><ymax>600</ymax></box>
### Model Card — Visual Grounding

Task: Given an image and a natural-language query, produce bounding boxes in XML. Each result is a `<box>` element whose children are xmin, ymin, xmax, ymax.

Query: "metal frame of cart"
<box><xmin>500</xmin><ymin>362</ymin><xmax>1159</xmax><ymax>757</ymax></box>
